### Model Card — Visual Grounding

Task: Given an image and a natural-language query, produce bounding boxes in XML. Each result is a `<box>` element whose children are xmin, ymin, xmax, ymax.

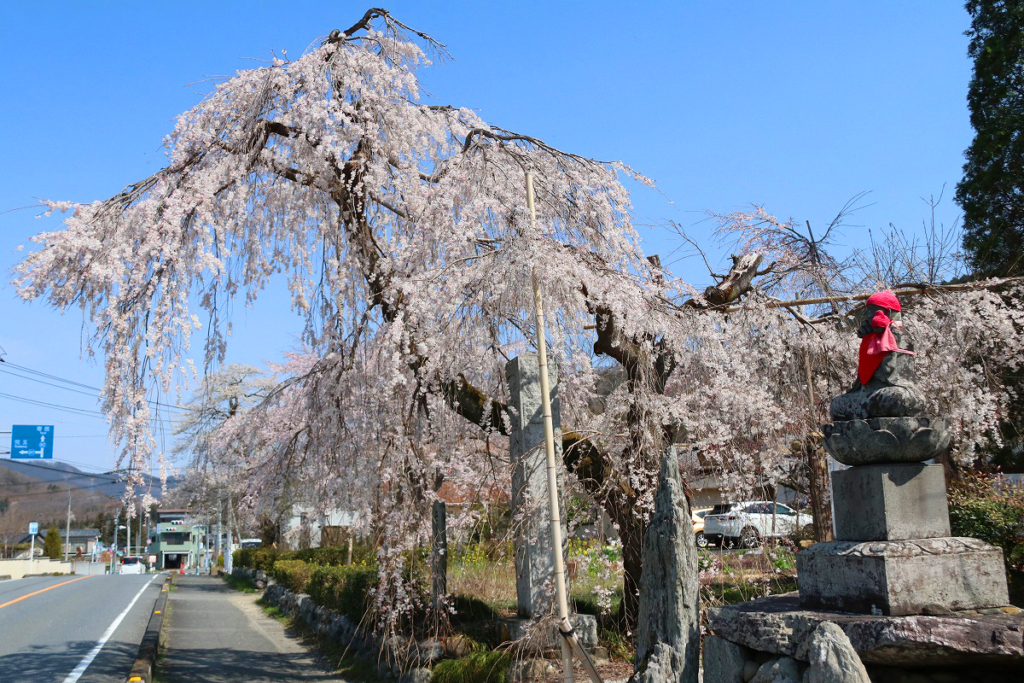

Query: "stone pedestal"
<box><xmin>832</xmin><ymin>463</ymin><xmax>950</xmax><ymax>541</ymax></box>
<box><xmin>797</xmin><ymin>537</ymin><xmax>1009</xmax><ymax>616</ymax></box>
<box><xmin>505</xmin><ymin>354</ymin><xmax>567</xmax><ymax>619</ymax></box>
<box><xmin>798</xmin><ymin>463</ymin><xmax>1010</xmax><ymax>616</ymax></box>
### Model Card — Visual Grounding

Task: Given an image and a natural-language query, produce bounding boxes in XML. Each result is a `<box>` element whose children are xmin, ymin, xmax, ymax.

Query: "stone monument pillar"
<box><xmin>797</xmin><ymin>291</ymin><xmax>1010</xmax><ymax>615</ymax></box>
<box><xmin>506</xmin><ymin>353</ymin><xmax>569</xmax><ymax>619</ymax></box>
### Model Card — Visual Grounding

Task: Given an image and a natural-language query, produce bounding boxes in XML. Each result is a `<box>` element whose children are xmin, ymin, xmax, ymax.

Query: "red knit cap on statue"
<box><xmin>866</xmin><ymin>290</ymin><xmax>901</xmax><ymax>311</ymax></box>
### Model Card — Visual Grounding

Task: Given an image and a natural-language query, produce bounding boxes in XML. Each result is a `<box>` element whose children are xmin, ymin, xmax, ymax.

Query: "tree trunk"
<box><xmin>618</xmin><ymin>520</ymin><xmax>644</xmax><ymax>631</ymax></box>
<box><xmin>805</xmin><ymin>439</ymin><xmax>833</xmax><ymax>542</ymax></box>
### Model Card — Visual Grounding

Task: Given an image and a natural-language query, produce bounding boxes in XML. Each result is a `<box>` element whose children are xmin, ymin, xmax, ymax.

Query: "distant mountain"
<box><xmin>0</xmin><ymin>459</ymin><xmax>177</xmax><ymax>500</ymax></box>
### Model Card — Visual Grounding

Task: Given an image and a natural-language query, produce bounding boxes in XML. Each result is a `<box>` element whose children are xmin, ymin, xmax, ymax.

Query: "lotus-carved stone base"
<box><xmin>822</xmin><ymin>416</ymin><xmax>950</xmax><ymax>466</ymax></box>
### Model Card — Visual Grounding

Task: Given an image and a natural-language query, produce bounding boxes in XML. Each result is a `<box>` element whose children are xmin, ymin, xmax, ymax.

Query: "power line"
<box><xmin>0</xmin><ymin>391</ymin><xmax>106</xmax><ymax>418</ymax></box>
<box><xmin>0</xmin><ymin>361</ymin><xmax>100</xmax><ymax>392</ymax></box>
<box><xmin>0</xmin><ymin>359</ymin><xmax>192</xmax><ymax>414</ymax></box>
<box><xmin>0</xmin><ymin>391</ymin><xmax>186</xmax><ymax>425</ymax></box>
<box><xmin>0</xmin><ymin>365</ymin><xmax>103</xmax><ymax>400</ymax></box>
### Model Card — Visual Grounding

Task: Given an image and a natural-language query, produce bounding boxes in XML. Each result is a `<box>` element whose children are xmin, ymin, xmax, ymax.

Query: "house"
<box><xmin>148</xmin><ymin>509</ymin><xmax>204</xmax><ymax>570</ymax></box>
<box><xmin>60</xmin><ymin>528</ymin><xmax>101</xmax><ymax>557</ymax></box>
<box><xmin>9</xmin><ymin>527</ymin><xmax>101</xmax><ymax>558</ymax></box>
<box><xmin>280</xmin><ymin>506</ymin><xmax>359</xmax><ymax>550</ymax></box>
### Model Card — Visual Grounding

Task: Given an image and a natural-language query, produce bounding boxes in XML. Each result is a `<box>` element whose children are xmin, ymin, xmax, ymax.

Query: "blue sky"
<box><xmin>0</xmin><ymin>1</ymin><xmax>973</xmax><ymax>473</ymax></box>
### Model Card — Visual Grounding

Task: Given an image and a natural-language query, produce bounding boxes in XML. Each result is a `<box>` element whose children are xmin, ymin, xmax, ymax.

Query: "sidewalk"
<box><xmin>161</xmin><ymin>574</ymin><xmax>348</xmax><ymax>682</ymax></box>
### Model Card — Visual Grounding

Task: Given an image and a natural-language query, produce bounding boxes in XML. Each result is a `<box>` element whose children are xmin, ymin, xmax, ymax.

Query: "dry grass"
<box><xmin>448</xmin><ymin>549</ymin><xmax>517</xmax><ymax>611</ymax></box>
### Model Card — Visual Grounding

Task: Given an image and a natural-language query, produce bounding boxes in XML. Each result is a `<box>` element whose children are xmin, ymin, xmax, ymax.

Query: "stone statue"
<box><xmin>823</xmin><ymin>291</ymin><xmax>949</xmax><ymax>466</ymax></box>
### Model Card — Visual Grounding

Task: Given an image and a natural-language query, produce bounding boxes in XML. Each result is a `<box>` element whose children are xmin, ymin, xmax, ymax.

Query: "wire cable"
<box><xmin>0</xmin><ymin>359</ymin><xmax>191</xmax><ymax>414</ymax></box>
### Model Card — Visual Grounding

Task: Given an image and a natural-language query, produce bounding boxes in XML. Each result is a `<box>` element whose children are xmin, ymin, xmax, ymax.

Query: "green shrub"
<box><xmin>234</xmin><ymin>546</ymin><xmax>280</xmax><ymax>571</ymax></box>
<box><xmin>949</xmin><ymin>471</ymin><xmax>1024</xmax><ymax>556</ymax></box>
<box><xmin>949</xmin><ymin>499</ymin><xmax>1023</xmax><ymax>550</ymax></box>
<box><xmin>949</xmin><ymin>471</ymin><xmax>1024</xmax><ymax>606</ymax></box>
<box><xmin>306</xmin><ymin>564</ymin><xmax>378</xmax><ymax>621</ymax></box>
<box><xmin>234</xmin><ymin>544</ymin><xmax>377</xmax><ymax>570</ymax></box>
<box><xmin>272</xmin><ymin>559</ymin><xmax>314</xmax><ymax>593</ymax></box>
<box><xmin>43</xmin><ymin>526</ymin><xmax>63</xmax><ymax>560</ymax></box>
<box><xmin>293</xmin><ymin>546</ymin><xmax>347</xmax><ymax>566</ymax></box>
<box><xmin>431</xmin><ymin>651</ymin><xmax>510</xmax><ymax>683</ymax></box>
<box><xmin>287</xmin><ymin>543</ymin><xmax>377</xmax><ymax>567</ymax></box>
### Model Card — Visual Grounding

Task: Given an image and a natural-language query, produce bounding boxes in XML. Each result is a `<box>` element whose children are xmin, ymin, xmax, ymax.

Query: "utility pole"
<box><xmin>224</xmin><ymin>490</ymin><xmax>234</xmax><ymax>574</ymax></box>
<box><xmin>126</xmin><ymin>506</ymin><xmax>132</xmax><ymax>561</ymax></box>
<box><xmin>138</xmin><ymin>499</ymin><xmax>143</xmax><ymax>558</ymax></box>
<box><xmin>215</xmin><ymin>494</ymin><xmax>222</xmax><ymax>571</ymax></box>
<box><xmin>110</xmin><ymin>509</ymin><xmax>119</xmax><ymax>574</ymax></box>
<box><xmin>65</xmin><ymin>487</ymin><xmax>72</xmax><ymax>562</ymax></box>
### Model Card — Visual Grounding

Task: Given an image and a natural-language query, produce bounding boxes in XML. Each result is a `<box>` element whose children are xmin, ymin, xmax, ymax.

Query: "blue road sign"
<box><xmin>11</xmin><ymin>425</ymin><xmax>54</xmax><ymax>459</ymax></box>
<box><xmin>29</xmin><ymin>522</ymin><xmax>38</xmax><ymax>535</ymax></box>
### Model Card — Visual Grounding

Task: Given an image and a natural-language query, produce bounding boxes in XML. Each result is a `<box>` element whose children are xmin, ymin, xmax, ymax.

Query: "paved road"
<box><xmin>162</xmin><ymin>575</ymin><xmax>344</xmax><ymax>682</ymax></box>
<box><xmin>0</xmin><ymin>573</ymin><xmax>163</xmax><ymax>683</ymax></box>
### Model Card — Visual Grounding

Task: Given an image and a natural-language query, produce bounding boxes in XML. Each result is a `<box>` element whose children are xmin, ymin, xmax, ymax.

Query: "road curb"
<box><xmin>125</xmin><ymin>574</ymin><xmax>172</xmax><ymax>683</ymax></box>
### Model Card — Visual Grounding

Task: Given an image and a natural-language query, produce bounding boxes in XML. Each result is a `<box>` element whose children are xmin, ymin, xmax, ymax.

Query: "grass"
<box><xmin>432</xmin><ymin>651</ymin><xmax>510</xmax><ymax>683</ymax></box>
<box><xmin>233</xmin><ymin>540</ymin><xmax>800</xmax><ymax>677</ymax></box>
<box><xmin>222</xmin><ymin>573</ymin><xmax>258</xmax><ymax>593</ymax></box>
<box><xmin>258</xmin><ymin>599</ymin><xmax>288</xmax><ymax>622</ymax></box>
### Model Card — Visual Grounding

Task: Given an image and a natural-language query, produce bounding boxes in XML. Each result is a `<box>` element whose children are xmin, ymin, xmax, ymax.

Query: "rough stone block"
<box><xmin>750</xmin><ymin>656</ymin><xmax>801</xmax><ymax>683</ymax></box>
<box><xmin>805</xmin><ymin>622</ymin><xmax>870</xmax><ymax>683</ymax></box>
<box><xmin>797</xmin><ymin>537</ymin><xmax>1009</xmax><ymax>616</ymax></box>
<box><xmin>506</xmin><ymin>353</ymin><xmax>568</xmax><ymax>619</ymax></box>
<box><xmin>703</xmin><ymin>635</ymin><xmax>749</xmax><ymax>683</ymax></box>
<box><xmin>708</xmin><ymin>593</ymin><xmax>1024</xmax><ymax>667</ymax></box>
<box><xmin>832</xmin><ymin>464</ymin><xmax>950</xmax><ymax>541</ymax></box>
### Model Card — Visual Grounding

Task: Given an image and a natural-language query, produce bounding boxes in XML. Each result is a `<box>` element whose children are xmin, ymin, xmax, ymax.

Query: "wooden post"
<box><xmin>803</xmin><ymin>349</ymin><xmax>833</xmax><ymax>542</ymax></box>
<box><xmin>431</xmin><ymin>500</ymin><xmax>447</xmax><ymax>608</ymax></box>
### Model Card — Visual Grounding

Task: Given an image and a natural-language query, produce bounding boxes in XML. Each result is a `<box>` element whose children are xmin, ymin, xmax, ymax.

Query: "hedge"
<box><xmin>234</xmin><ymin>544</ymin><xmax>377</xmax><ymax>571</ymax></box>
<box><xmin>306</xmin><ymin>564</ymin><xmax>378</xmax><ymax>622</ymax></box>
<box><xmin>949</xmin><ymin>499</ymin><xmax>1024</xmax><ymax>553</ymax></box>
<box><xmin>948</xmin><ymin>471</ymin><xmax>1024</xmax><ymax>605</ymax></box>
<box><xmin>271</xmin><ymin>559</ymin><xmax>314</xmax><ymax>593</ymax></box>
<box><xmin>233</xmin><ymin>547</ymin><xmax>280</xmax><ymax>571</ymax></box>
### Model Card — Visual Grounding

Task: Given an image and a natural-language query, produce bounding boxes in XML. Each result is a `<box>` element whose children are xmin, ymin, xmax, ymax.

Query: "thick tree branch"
<box><xmin>720</xmin><ymin>275</ymin><xmax>1024</xmax><ymax>314</ymax></box>
<box><xmin>697</xmin><ymin>253</ymin><xmax>764</xmax><ymax>307</ymax></box>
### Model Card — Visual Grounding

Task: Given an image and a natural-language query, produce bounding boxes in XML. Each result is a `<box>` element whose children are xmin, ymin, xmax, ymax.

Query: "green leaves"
<box><xmin>957</xmin><ymin>0</ymin><xmax>1024</xmax><ymax>276</ymax></box>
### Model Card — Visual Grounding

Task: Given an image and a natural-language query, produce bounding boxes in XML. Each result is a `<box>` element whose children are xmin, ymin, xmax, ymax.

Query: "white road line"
<box><xmin>61</xmin><ymin>575</ymin><xmax>160</xmax><ymax>683</ymax></box>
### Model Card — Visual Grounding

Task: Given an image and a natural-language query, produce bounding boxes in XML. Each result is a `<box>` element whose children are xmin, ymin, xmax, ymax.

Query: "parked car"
<box><xmin>691</xmin><ymin>507</ymin><xmax>713</xmax><ymax>548</ymax></box>
<box><xmin>702</xmin><ymin>502</ymin><xmax>813</xmax><ymax>548</ymax></box>
<box><xmin>119</xmin><ymin>556</ymin><xmax>145</xmax><ymax>575</ymax></box>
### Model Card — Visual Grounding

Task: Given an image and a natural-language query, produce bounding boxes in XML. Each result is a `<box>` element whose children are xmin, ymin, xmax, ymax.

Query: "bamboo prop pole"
<box><xmin>525</xmin><ymin>174</ymin><xmax>603</xmax><ymax>683</ymax></box>
<box><xmin>526</xmin><ymin>172</ymin><xmax>576</xmax><ymax>683</ymax></box>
